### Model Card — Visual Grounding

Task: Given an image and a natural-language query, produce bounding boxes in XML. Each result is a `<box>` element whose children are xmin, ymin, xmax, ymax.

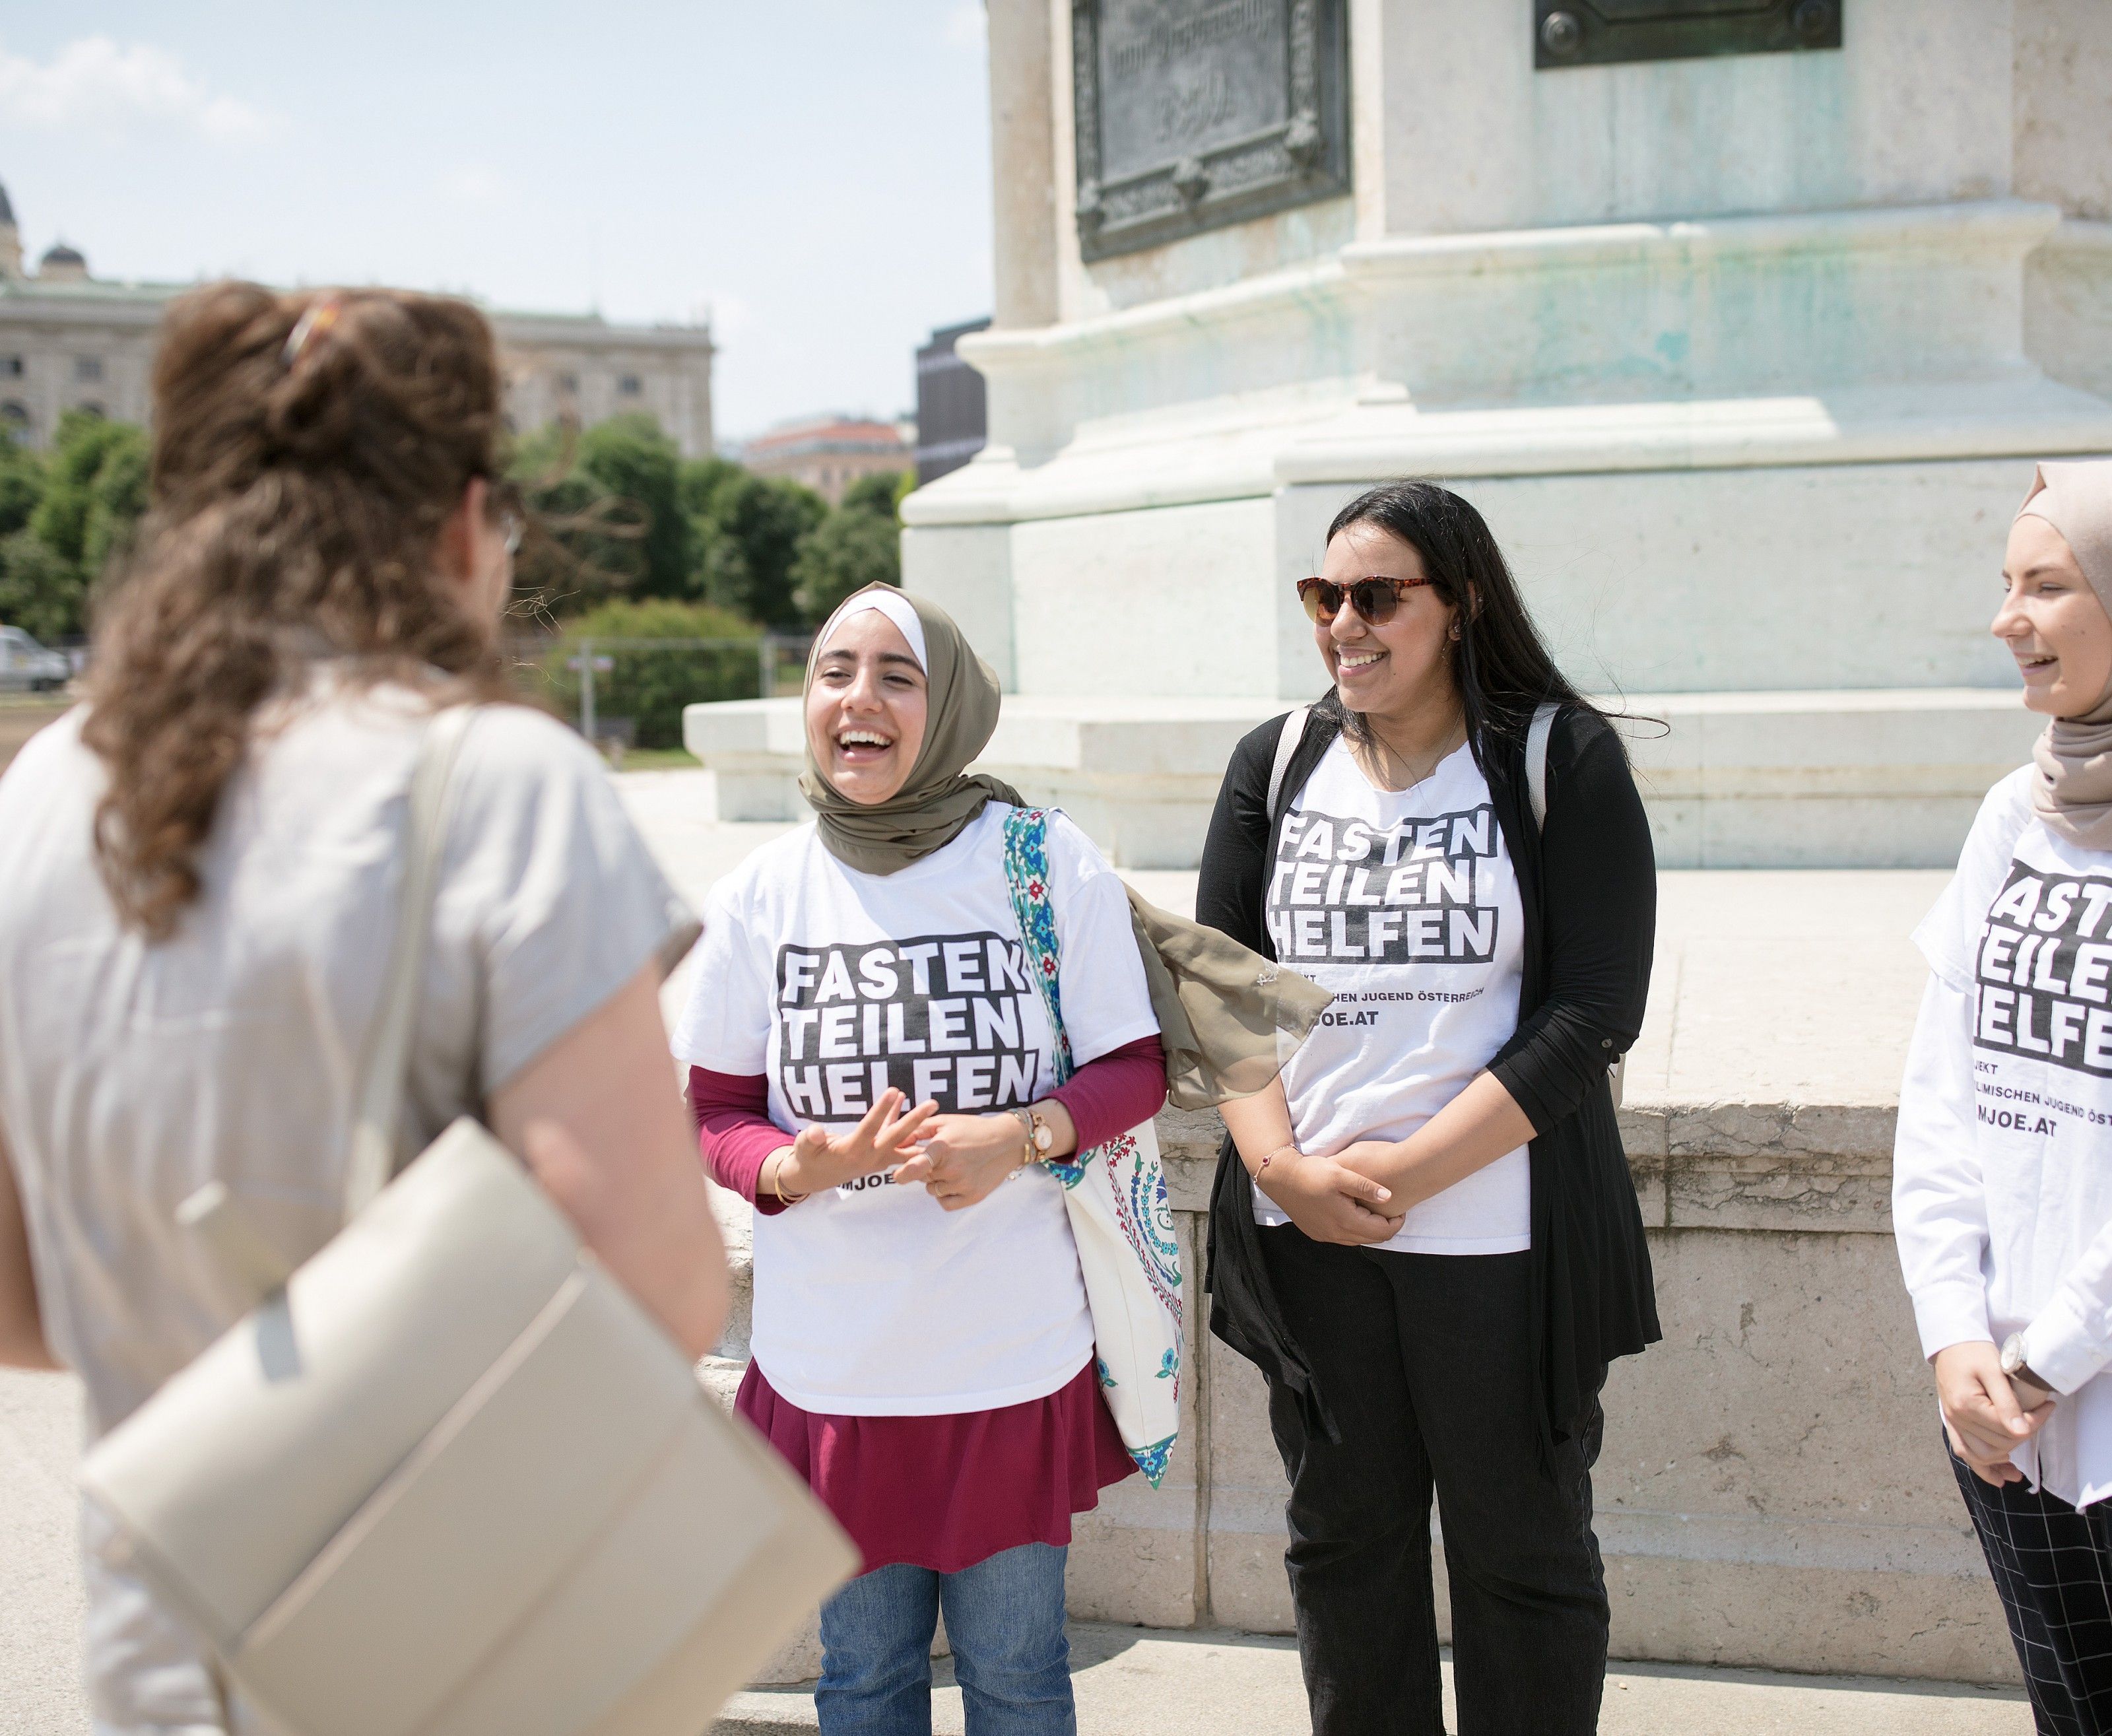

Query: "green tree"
<box><xmin>507</xmin><ymin>424</ymin><xmax>645</xmax><ymax>618</ymax></box>
<box><xmin>539</xmin><ymin>597</ymin><xmax>762</xmax><ymax>749</ymax></box>
<box><xmin>701</xmin><ymin>473</ymin><xmax>827</xmax><ymax>628</ymax></box>
<box><xmin>30</xmin><ymin>411</ymin><xmax>143</xmax><ymax>570</ymax></box>
<box><xmin>677</xmin><ymin>453</ymin><xmax>744</xmax><ymax>523</ymax></box>
<box><xmin>840</xmin><ymin>469</ymin><xmax>909</xmax><ymax>520</ymax></box>
<box><xmin>0</xmin><ymin>433</ymin><xmax>42</xmax><ymax>540</ymax></box>
<box><xmin>791</xmin><ymin>507</ymin><xmax>902</xmax><ymax>622</ymax></box>
<box><xmin>0</xmin><ymin>413</ymin><xmax>148</xmax><ymax>641</ymax></box>
<box><xmin>790</xmin><ymin>469</ymin><xmax>907</xmax><ymax>622</ymax></box>
<box><xmin>576</xmin><ymin>415</ymin><xmax>693</xmax><ymax>600</ymax></box>
<box><xmin>82</xmin><ymin>429</ymin><xmax>150</xmax><ymax>578</ymax></box>
<box><xmin>0</xmin><ymin>529</ymin><xmax>83</xmax><ymax>642</ymax></box>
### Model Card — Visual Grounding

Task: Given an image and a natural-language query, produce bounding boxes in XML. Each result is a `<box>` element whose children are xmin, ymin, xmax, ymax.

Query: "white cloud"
<box><xmin>944</xmin><ymin>3</ymin><xmax>987</xmax><ymax>50</ymax></box>
<box><xmin>0</xmin><ymin>36</ymin><xmax>277</xmax><ymax>141</ymax></box>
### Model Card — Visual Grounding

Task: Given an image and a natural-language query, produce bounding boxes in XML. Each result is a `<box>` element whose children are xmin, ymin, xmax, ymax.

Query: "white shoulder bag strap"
<box><xmin>342</xmin><ymin>704</ymin><xmax>478</xmax><ymax>1218</ymax></box>
<box><xmin>1523</xmin><ymin>700</ymin><xmax>1625</xmax><ymax>1108</ymax></box>
<box><xmin>1526</xmin><ymin>700</ymin><xmax>1557</xmax><ymax>832</ymax></box>
<box><xmin>178</xmin><ymin>706</ymin><xmax>478</xmax><ymax>1296</ymax></box>
<box><xmin>1265</xmin><ymin>705</ymin><xmax>1311</xmax><ymax>821</ymax></box>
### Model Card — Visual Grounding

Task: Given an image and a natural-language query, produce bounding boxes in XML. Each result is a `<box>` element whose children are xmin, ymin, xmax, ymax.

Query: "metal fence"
<box><xmin>510</xmin><ymin>634</ymin><xmax>810</xmax><ymax>754</ymax></box>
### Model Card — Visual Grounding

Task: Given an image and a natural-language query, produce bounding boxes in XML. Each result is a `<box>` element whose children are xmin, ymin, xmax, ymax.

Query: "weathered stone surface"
<box><xmin>1203</xmin><ymin>1333</ymin><xmax>1296</xmax><ymax>1636</ymax></box>
<box><xmin>1585</xmin><ymin>1228</ymin><xmax>2014</xmax><ymax>1679</ymax></box>
<box><xmin>1189</xmin><ymin>1217</ymin><xmax>2016</xmax><ymax>1681</ymax></box>
<box><xmin>1065</xmin><ymin>1215</ymin><xmax>1204</xmax><ymax>1628</ymax></box>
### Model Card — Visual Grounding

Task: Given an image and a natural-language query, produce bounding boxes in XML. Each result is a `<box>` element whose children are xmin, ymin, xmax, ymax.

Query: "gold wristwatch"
<box><xmin>1008</xmin><ymin>1106</ymin><xmax>1055</xmax><ymax>1164</ymax></box>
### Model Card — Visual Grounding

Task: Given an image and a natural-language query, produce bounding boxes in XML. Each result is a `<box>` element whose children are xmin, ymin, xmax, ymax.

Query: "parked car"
<box><xmin>0</xmin><ymin>626</ymin><xmax>71</xmax><ymax>693</ymax></box>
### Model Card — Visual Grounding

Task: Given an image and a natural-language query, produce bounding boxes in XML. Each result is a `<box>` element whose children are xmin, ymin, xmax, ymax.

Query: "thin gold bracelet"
<box><xmin>1255</xmin><ymin>1141</ymin><xmax>1298</xmax><ymax>1176</ymax></box>
<box><xmin>765</xmin><ymin>1152</ymin><xmax>807</xmax><ymax>1206</ymax></box>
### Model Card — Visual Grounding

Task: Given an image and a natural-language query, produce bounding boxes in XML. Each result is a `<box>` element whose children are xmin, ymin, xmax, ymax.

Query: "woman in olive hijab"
<box><xmin>673</xmin><ymin>585</ymin><xmax>1321</xmax><ymax>1735</ymax></box>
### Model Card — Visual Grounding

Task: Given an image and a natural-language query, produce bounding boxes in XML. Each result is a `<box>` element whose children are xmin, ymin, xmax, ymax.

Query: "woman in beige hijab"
<box><xmin>1894</xmin><ymin>459</ymin><xmax>2112</xmax><ymax>1731</ymax></box>
<box><xmin>671</xmin><ymin>585</ymin><xmax>1319</xmax><ymax>1735</ymax></box>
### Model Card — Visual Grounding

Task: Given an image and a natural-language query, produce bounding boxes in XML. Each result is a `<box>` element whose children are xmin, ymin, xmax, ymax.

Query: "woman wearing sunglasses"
<box><xmin>1197</xmin><ymin>480</ymin><xmax>1660</xmax><ymax>1735</ymax></box>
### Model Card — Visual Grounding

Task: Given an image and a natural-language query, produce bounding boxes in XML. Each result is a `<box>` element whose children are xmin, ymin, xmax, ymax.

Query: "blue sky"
<box><xmin>0</xmin><ymin>3</ymin><xmax>995</xmax><ymax>440</ymax></box>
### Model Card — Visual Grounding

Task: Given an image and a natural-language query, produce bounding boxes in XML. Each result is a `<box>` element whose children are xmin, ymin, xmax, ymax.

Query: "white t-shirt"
<box><xmin>1253</xmin><ymin>737</ymin><xmax>1531</xmax><ymax>1254</ymax></box>
<box><xmin>671</xmin><ymin>804</ymin><xmax>1159</xmax><ymax>1416</ymax></box>
<box><xmin>0</xmin><ymin>690</ymin><xmax>694</xmax><ymax>1735</ymax></box>
<box><xmin>1898</xmin><ymin>768</ymin><xmax>2112</xmax><ymax>1507</ymax></box>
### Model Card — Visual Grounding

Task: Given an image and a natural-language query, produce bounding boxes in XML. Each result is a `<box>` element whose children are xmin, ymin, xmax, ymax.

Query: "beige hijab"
<box><xmin>2020</xmin><ymin>461</ymin><xmax>2112</xmax><ymax>850</ymax></box>
<box><xmin>801</xmin><ymin>584</ymin><xmax>1327</xmax><ymax>1107</ymax></box>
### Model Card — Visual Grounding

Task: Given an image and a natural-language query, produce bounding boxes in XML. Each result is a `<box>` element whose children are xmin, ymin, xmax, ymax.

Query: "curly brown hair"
<box><xmin>82</xmin><ymin>281</ymin><xmax>517</xmax><ymax>939</ymax></box>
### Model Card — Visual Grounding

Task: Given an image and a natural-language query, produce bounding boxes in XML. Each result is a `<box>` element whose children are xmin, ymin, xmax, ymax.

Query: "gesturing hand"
<box><xmin>1258</xmin><ymin>1149</ymin><xmax>1402</xmax><ymax>1246</ymax></box>
<box><xmin>1933</xmin><ymin>1340</ymin><xmax>2053</xmax><ymax>1485</ymax></box>
<box><xmin>890</xmin><ymin>1113</ymin><xmax>1030</xmax><ymax>1213</ymax></box>
<box><xmin>777</xmin><ymin>1089</ymin><xmax>938</xmax><ymax>1198</ymax></box>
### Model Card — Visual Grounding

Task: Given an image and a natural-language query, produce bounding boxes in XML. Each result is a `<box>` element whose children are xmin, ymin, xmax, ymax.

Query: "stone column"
<box><xmin>986</xmin><ymin>0</ymin><xmax>1061</xmax><ymax>331</ymax></box>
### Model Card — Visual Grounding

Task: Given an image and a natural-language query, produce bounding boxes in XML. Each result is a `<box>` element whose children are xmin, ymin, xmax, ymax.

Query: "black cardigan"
<box><xmin>1196</xmin><ymin>700</ymin><xmax>1661</xmax><ymax>1457</ymax></box>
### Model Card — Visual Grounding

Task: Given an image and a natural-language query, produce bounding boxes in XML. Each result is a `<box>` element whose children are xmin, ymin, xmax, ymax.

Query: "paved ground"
<box><xmin>715</xmin><ymin>1622</ymin><xmax>2029</xmax><ymax>1735</ymax></box>
<box><xmin>0</xmin><ymin>772</ymin><xmax>1980</xmax><ymax>1729</ymax></box>
<box><xmin>0</xmin><ymin>1368</ymin><xmax>89</xmax><ymax>1735</ymax></box>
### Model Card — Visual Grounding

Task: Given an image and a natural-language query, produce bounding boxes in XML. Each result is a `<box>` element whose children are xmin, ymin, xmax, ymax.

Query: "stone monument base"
<box><xmin>683</xmin><ymin>686</ymin><xmax>2041</xmax><ymax>869</ymax></box>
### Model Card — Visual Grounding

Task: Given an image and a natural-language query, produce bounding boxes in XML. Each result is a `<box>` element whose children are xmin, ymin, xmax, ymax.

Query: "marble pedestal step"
<box><xmin>682</xmin><ymin>687</ymin><xmax>2041</xmax><ymax>870</ymax></box>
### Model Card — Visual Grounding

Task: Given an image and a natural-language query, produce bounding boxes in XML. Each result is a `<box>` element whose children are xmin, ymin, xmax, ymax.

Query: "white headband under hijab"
<box><xmin>816</xmin><ymin>588</ymin><xmax>927</xmax><ymax>671</ymax></box>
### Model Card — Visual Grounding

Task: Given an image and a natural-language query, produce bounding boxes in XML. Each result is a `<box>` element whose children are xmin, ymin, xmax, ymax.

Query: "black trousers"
<box><xmin>1257</xmin><ymin>1226</ymin><xmax>1609</xmax><ymax>1736</ymax></box>
<box><xmin>1953</xmin><ymin>1439</ymin><xmax>2112</xmax><ymax>1734</ymax></box>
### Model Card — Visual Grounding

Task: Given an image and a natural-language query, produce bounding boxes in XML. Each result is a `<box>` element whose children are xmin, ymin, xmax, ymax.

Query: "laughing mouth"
<box><xmin>1337</xmin><ymin>650</ymin><xmax>1385</xmax><ymax>670</ymax></box>
<box><xmin>2019</xmin><ymin>655</ymin><xmax>2058</xmax><ymax>675</ymax></box>
<box><xmin>837</xmin><ymin>729</ymin><xmax>893</xmax><ymax>751</ymax></box>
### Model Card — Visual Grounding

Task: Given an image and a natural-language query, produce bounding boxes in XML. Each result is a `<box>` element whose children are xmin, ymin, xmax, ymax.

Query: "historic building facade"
<box><xmin>0</xmin><ymin>180</ymin><xmax>715</xmax><ymax>456</ymax></box>
<box><xmin>738</xmin><ymin>413</ymin><xmax>913</xmax><ymax>505</ymax></box>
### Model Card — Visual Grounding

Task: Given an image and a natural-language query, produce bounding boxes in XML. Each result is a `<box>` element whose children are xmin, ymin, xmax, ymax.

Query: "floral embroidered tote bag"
<box><xmin>1002</xmin><ymin>807</ymin><xmax>1181</xmax><ymax>1486</ymax></box>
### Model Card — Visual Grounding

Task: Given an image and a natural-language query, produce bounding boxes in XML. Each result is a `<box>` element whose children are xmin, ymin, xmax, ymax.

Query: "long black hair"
<box><xmin>1319</xmin><ymin>479</ymin><xmax>1609</xmax><ymax>780</ymax></box>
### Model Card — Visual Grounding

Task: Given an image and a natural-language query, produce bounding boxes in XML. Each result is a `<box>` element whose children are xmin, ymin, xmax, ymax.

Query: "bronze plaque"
<box><xmin>1074</xmin><ymin>0</ymin><xmax>1350</xmax><ymax>262</ymax></box>
<box><xmin>1535</xmin><ymin>0</ymin><xmax>1843</xmax><ymax>67</ymax></box>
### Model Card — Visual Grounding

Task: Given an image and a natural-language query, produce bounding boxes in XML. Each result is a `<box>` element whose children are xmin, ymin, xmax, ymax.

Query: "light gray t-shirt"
<box><xmin>0</xmin><ymin>686</ymin><xmax>693</xmax><ymax>1735</ymax></box>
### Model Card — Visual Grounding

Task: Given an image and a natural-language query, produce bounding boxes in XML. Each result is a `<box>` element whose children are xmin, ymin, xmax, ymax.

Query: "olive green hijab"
<box><xmin>802</xmin><ymin>584</ymin><xmax>1327</xmax><ymax>1108</ymax></box>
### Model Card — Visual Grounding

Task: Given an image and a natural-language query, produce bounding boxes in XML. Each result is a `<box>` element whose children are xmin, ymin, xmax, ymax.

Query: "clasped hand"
<box><xmin>774</xmin><ymin>1088</ymin><xmax>1028</xmax><ymax>1213</ymax></box>
<box><xmin>891</xmin><ymin>1110</ymin><xmax>1032</xmax><ymax>1212</ymax></box>
<box><xmin>1257</xmin><ymin>1141</ymin><xmax>1403</xmax><ymax>1246</ymax></box>
<box><xmin>1933</xmin><ymin>1341</ymin><xmax>2055</xmax><ymax>1486</ymax></box>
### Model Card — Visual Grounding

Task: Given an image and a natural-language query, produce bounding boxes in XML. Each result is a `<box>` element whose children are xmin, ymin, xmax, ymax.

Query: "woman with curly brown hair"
<box><xmin>0</xmin><ymin>282</ymin><xmax>727</xmax><ymax>1734</ymax></box>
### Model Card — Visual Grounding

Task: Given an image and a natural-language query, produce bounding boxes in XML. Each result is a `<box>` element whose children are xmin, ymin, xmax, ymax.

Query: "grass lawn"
<box><xmin>610</xmin><ymin>746</ymin><xmax>702</xmax><ymax>772</ymax></box>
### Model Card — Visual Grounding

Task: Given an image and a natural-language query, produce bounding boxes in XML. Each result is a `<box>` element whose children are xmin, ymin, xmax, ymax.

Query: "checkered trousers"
<box><xmin>1954</xmin><ymin>1440</ymin><xmax>2112</xmax><ymax>1733</ymax></box>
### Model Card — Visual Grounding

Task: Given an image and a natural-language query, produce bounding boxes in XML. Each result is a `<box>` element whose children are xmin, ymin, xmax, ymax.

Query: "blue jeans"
<box><xmin>815</xmin><ymin>1542</ymin><xmax>1074</xmax><ymax>1736</ymax></box>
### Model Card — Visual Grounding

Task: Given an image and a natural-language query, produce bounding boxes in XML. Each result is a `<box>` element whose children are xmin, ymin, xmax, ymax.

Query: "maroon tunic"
<box><xmin>686</xmin><ymin>1042</ymin><xmax>1166</xmax><ymax>1572</ymax></box>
